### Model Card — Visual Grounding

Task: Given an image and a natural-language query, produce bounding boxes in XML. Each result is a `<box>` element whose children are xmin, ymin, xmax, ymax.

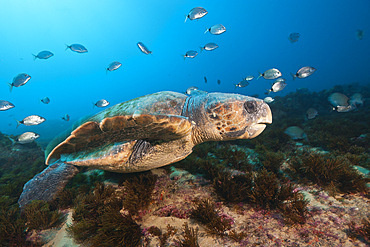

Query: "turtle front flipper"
<box><xmin>46</xmin><ymin>114</ymin><xmax>193</xmax><ymax>165</ymax></box>
<box><xmin>18</xmin><ymin>162</ymin><xmax>79</xmax><ymax>208</ymax></box>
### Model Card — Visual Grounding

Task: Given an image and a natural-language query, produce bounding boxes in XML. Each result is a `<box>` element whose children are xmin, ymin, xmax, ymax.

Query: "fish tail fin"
<box><xmin>182</xmin><ymin>55</ymin><xmax>186</xmax><ymax>61</ymax></box>
<box><xmin>290</xmin><ymin>72</ymin><xmax>296</xmax><ymax>81</ymax></box>
<box><xmin>199</xmin><ymin>46</ymin><xmax>204</xmax><ymax>53</ymax></box>
<box><xmin>264</xmin><ymin>89</ymin><xmax>271</xmax><ymax>95</ymax></box>
<box><xmin>65</xmin><ymin>44</ymin><xmax>70</xmax><ymax>51</ymax></box>
<box><xmin>92</xmin><ymin>102</ymin><xmax>95</xmax><ymax>109</ymax></box>
<box><xmin>234</xmin><ymin>84</ymin><xmax>238</xmax><ymax>89</ymax></box>
<box><xmin>14</xmin><ymin>118</ymin><xmax>21</xmax><ymax>128</ymax></box>
<box><xmin>106</xmin><ymin>68</ymin><xmax>108</xmax><ymax>75</ymax></box>
<box><xmin>204</xmin><ymin>28</ymin><xmax>209</xmax><ymax>34</ymax></box>
<box><xmin>257</xmin><ymin>71</ymin><xmax>262</xmax><ymax>80</ymax></box>
<box><xmin>184</xmin><ymin>14</ymin><xmax>188</xmax><ymax>23</ymax></box>
<box><xmin>32</xmin><ymin>54</ymin><xmax>37</xmax><ymax>61</ymax></box>
<box><xmin>6</xmin><ymin>82</ymin><xmax>13</xmax><ymax>92</ymax></box>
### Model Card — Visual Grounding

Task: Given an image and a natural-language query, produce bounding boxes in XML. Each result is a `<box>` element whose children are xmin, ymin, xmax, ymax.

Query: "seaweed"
<box><xmin>249</xmin><ymin>169</ymin><xmax>281</xmax><ymax>209</ymax></box>
<box><xmin>288</xmin><ymin>150</ymin><xmax>370</xmax><ymax>194</ymax></box>
<box><xmin>21</xmin><ymin>200</ymin><xmax>65</xmax><ymax>231</ymax></box>
<box><xmin>256</xmin><ymin>147</ymin><xmax>285</xmax><ymax>175</ymax></box>
<box><xmin>146</xmin><ymin>224</ymin><xmax>177</xmax><ymax>246</ymax></box>
<box><xmin>0</xmin><ymin>206</ymin><xmax>37</xmax><ymax>247</ymax></box>
<box><xmin>174</xmin><ymin>222</ymin><xmax>200</xmax><ymax>247</ymax></box>
<box><xmin>348</xmin><ymin>218</ymin><xmax>370</xmax><ymax>244</ymax></box>
<box><xmin>67</xmin><ymin>182</ymin><xmax>143</xmax><ymax>246</ymax></box>
<box><xmin>189</xmin><ymin>198</ymin><xmax>232</xmax><ymax>236</ymax></box>
<box><xmin>279</xmin><ymin>192</ymin><xmax>309</xmax><ymax>225</ymax></box>
<box><xmin>122</xmin><ymin>171</ymin><xmax>158</xmax><ymax>215</ymax></box>
<box><xmin>212</xmin><ymin>170</ymin><xmax>252</xmax><ymax>203</ymax></box>
<box><xmin>228</xmin><ymin>229</ymin><xmax>248</xmax><ymax>243</ymax></box>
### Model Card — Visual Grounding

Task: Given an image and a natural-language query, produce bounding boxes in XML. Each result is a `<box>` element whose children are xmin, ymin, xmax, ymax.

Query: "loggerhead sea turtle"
<box><xmin>18</xmin><ymin>90</ymin><xmax>272</xmax><ymax>207</ymax></box>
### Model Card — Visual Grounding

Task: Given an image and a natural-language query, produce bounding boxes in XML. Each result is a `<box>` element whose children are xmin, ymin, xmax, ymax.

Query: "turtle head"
<box><xmin>188</xmin><ymin>93</ymin><xmax>272</xmax><ymax>144</ymax></box>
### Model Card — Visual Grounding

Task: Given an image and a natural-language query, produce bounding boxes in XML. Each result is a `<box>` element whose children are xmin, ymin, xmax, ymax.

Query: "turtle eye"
<box><xmin>244</xmin><ymin>100</ymin><xmax>257</xmax><ymax>114</ymax></box>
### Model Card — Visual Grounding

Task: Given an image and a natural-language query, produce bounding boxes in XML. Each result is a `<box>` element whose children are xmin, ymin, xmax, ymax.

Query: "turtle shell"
<box><xmin>46</xmin><ymin>91</ymin><xmax>190</xmax><ymax>165</ymax></box>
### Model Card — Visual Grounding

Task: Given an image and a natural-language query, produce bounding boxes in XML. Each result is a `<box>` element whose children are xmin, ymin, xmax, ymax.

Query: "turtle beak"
<box><xmin>240</xmin><ymin>102</ymin><xmax>272</xmax><ymax>139</ymax></box>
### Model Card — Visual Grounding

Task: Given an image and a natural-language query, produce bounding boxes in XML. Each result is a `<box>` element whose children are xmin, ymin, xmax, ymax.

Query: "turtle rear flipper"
<box><xmin>18</xmin><ymin>162</ymin><xmax>79</xmax><ymax>208</ymax></box>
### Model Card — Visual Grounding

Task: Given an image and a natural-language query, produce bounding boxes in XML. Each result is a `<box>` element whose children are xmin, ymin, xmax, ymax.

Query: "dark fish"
<box><xmin>62</xmin><ymin>114</ymin><xmax>70</xmax><ymax>121</ymax></box>
<box><xmin>334</xmin><ymin>104</ymin><xmax>356</xmax><ymax>113</ymax></box>
<box><xmin>185</xmin><ymin>86</ymin><xmax>198</xmax><ymax>95</ymax></box>
<box><xmin>200</xmin><ymin>42</ymin><xmax>218</xmax><ymax>52</ymax></box>
<box><xmin>204</xmin><ymin>76</ymin><xmax>207</xmax><ymax>83</ymax></box>
<box><xmin>205</xmin><ymin>24</ymin><xmax>226</xmax><ymax>35</ymax></box>
<box><xmin>32</xmin><ymin>50</ymin><xmax>54</xmax><ymax>60</ymax></box>
<box><xmin>284</xmin><ymin>126</ymin><xmax>308</xmax><ymax>141</ymax></box>
<box><xmin>217</xmin><ymin>79</ymin><xmax>221</xmax><ymax>85</ymax></box>
<box><xmin>265</xmin><ymin>79</ymin><xmax>287</xmax><ymax>95</ymax></box>
<box><xmin>65</xmin><ymin>44</ymin><xmax>88</xmax><ymax>53</ymax></box>
<box><xmin>7</xmin><ymin>73</ymin><xmax>31</xmax><ymax>92</ymax></box>
<box><xmin>137</xmin><ymin>42</ymin><xmax>152</xmax><ymax>55</ymax></box>
<box><xmin>93</xmin><ymin>99</ymin><xmax>110</xmax><ymax>108</ymax></box>
<box><xmin>306</xmin><ymin>108</ymin><xmax>318</xmax><ymax>119</ymax></box>
<box><xmin>290</xmin><ymin>66</ymin><xmax>316</xmax><ymax>80</ymax></box>
<box><xmin>257</xmin><ymin>68</ymin><xmax>282</xmax><ymax>80</ymax></box>
<box><xmin>356</xmin><ymin>29</ymin><xmax>364</xmax><ymax>41</ymax></box>
<box><xmin>328</xmin><ymin>92</ymin><xmax>349</xmax><ymax>107</ymax></box>
<box><xmin>251</xmin><ymin>94</ymin><xmax>259</xmax><ymax>98</ymax></box>
<box><xmin>288</xmin><ymin>32</ymin><xmax>300</xmax><ymax>44</ymax></box>
<box><xmin>17</xmin><ymin>132</ymin><xmax>40</xmax><ymax>144</ymax></box>
<box><xmin>0</xmin><ymin>100</ymin><xmax>15</xmax><ymax>111</ymax></box>
<box><xmin>182</xmin><ymin>50</ymin><xmax>198</xmax><ymax>60</ymax></box>
<box><xmin>234</xmin><ymin>79</ymin><xmax>249</xmax><ymax>88</ymax></box>
<box><xmin>106</xmin><ymin>61</ymin><xmax>122</xmax><ymax>73</ymax></box>
<box><xmin>14</xmin><ymin>115</ymin><xmax>46</xmax><ymax>128</ymax></box>
<box><xmin>185</xmin><ymin>7</ymin><xmax>207</xmax><ymax>22</ymax></box>
<box><xmin>40</xmin><ymin>97</ymin><xmax>50</xmax><ymax>104</ymax></box>
<box><xmin>244</xmin><ymin>75</ymin><xmax>254</xmax><ymax>81</ymax></box>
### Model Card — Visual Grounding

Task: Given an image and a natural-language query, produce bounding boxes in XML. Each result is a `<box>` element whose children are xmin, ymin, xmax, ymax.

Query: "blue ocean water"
<box><xmin>1</xmin><ymin>0</ymin><xmax>369</xmax><ymax>142</ymax></box>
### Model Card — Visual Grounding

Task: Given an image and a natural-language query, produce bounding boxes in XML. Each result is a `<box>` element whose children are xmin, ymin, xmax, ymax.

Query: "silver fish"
<box><xmin>0</xmin><ymin>100</ymin><xmax>15</xmax><ymax>111</ymax></box>
<box><xmin>185</xmin><ymin>86</ymin><xmax>198</xmax><ymax>95</ymax></box>
<box><xmin>106</xmin><ymin>61</ymin><xmax>122</xmax><ymax>73</ymax></box>
<box><xmin>62</xmin><ymin>114</ymin><xmax>70</xmax><ymax>121</ymax></box>
<box><xmin>306</xmin><ymin>108</ymin><xmax>318</xmax><ymax>119</ymax></box>
<box><xmin>17</xmin><ymin>132</ymin><xmax>40</xmax><ymax>144</ymax></box>
<box><xmin>40</xmin><ymin>97</ymin><xmax>50</xmax><ymax>104</ymax></box>
<box><xmin>7</xmin><ymin>73</ymin><xmax>31</xmax><ymax>92</ymax></box>
<box><xmin>234</xmin><ymin>79</ymin><xmax>249</xmax><ymax>88</ymax></box>
<box><xmin>334</xmin><ymin>104</ymin><xmax>356</xmax><ymax>113</ymax></box>
<box><xmin>245</xmin><ymin>75</ymin><xmax>254</xmax><ymax>81</ymax></box>
<box><xmin>65</xmin><ymin>44</ymin><xmax>88</xmax><ymax>53</ymax></box>
<box><xmin>185</xmin><ymin>7</ymin><xmax>207</xmax><ymax>22</ymax></box>
<box><xmin>328</xmin><ymin>92</ymin><xmax>349</xmax><ymax>107</ymax></box>
<box><xmin>137</xmin><ymin>42</ymin><xmax>152</xmax><ymax>55</ymax></box>
<box><xmin>257</xmin><ymin>68</ymin><xmax>282</xmax><ymax>80</ymax></box>
<box><xmin>14</xmin><ymin>115</ymin><xmax>46</xmax><ymax>128</ymax></box>
<box><xmin>204</xmin><ymin>24</ymin><xmax>226</xmax><ymax>35</ymax></box>
<box><xmin>284</xmin><ymin>126</ymin><xmax>308</xmax><ymax>141</ymax></box>
<box><xmin>349</xmin><ymin>93</ymin><xmax>363</xmax><ymax>106</ymax></box>
<box><xmin>356</xmin><ymin>29</ymin><xmax>364</xmax><ymax>41</ymax></box>
<box><xmin>93</xmin><ymin>99</ymin><xmax>110</xmax><ymax>108</ymax></box>
<box><xmin>265</xmin><ymin>80</ymin><xmax>287</xmax><ymax>95</ymax></box>
<box><xmin>183</xmin><ymin>50</ymin><xmax>198</xmax><ymax>60</ymax></box>
<box><xmin>200</xmin><ymin>42</ymin><xmax>218</xmax><ymax>52</ymax></box>
<box><xmin>290</xmin><ymin>66</ymin><xmax>316</xmax><ymax>80</ymax></box>
<box><xmin>32</xmin><ymin>50</ymin><xmax>54</xmax><ymax>60</ymax></box>
<box><xmin>288</xmin><ymin>32</ymin><xmax>300</xmax><ymax>44</ymax></box>
<box><xmin>264</xmin><ymin>97</ymin><xmax>274</xmax><ymax>103</ymax></box>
